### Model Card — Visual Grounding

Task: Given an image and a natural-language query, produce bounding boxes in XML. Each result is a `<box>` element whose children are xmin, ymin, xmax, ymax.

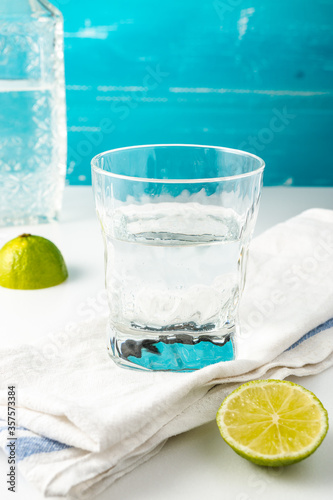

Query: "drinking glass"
<box><xmin>92</xmin><ymin>144</ymin><xmax>264</xmax><ymax>371</ymax></box>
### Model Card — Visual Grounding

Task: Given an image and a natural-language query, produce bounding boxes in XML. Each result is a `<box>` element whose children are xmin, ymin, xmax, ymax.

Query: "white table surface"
<box><xmin>0</xmin><ymin>186</ymin><xmax>333</xmax><ymax>500</ymax></box>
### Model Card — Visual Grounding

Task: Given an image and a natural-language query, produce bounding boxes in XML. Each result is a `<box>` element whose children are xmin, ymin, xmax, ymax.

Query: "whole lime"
<box><xmin>0</xmin><ymin>234</ymin><xmax>68</xmax><ymax>290</ymax></box>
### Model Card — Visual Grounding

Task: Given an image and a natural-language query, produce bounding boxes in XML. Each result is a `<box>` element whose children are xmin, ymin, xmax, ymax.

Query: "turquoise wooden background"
<box><xmin>54</xmin><ymin>0</ymin><xmax>333</xmax><ymax>186</ymax></box>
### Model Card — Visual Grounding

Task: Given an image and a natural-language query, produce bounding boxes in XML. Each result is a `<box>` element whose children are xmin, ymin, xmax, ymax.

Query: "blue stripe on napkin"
<box><xmin>288</xmin><ymin>317</ymin><xmax>333</xmax><ymax>350</ymax></box>
<box><xmin>12</xmin><ymin>436</ymin><xmax>71</xmax><ymax>462</ymax></box>
<box><xmin>0</xmin><ymin>425</ymin><xmax>26</xmax><ymax>433</ymax></box>
<box><xmin>0</xmin><ymin>422</ymin><xmax>71</xmax><ymax>461</ymax></box>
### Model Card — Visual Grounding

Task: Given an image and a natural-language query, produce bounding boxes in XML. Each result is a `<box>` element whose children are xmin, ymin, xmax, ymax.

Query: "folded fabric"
<box><xmin>0</xmin><ymin>208</ymin><xmax>333</xmax><ymax>499</ymax></box>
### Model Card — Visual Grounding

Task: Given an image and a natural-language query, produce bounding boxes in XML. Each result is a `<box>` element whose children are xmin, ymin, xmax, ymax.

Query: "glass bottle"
<box><xmin>0</xmin><ymin>0</ymin><xmax>66</xmax><ymax>226</ymax></box>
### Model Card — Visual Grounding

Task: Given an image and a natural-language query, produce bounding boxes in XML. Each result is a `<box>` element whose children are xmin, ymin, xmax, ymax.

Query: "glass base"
<box><xmin>107</xmin><ymin>324</ymin><xmax>235</xmax><ymax>372</ymax></box>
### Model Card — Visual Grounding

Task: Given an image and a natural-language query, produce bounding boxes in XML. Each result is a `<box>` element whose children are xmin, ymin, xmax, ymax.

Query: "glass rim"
<box><xmin>91</xmin><ymin>144</ymin><xmax>265</xmax><ymax>184</ymax></box>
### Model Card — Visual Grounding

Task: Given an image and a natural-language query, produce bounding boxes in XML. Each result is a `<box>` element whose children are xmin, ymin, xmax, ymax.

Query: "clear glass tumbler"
<box><xmin>92</xmin><ymin>145</ymin><xmax>264</xmax><ymax>372</ymax></box>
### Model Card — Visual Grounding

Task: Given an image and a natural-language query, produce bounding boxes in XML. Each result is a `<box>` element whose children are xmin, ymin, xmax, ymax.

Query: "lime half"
<box><xmin>216</xmin><ymin>379</ymin><xmax>328</xmax><ymax>467</ymax></box>
<box><xmin>0</xmin><ymin>233</ymin><xmax>68</xmax><ymax>290</ymax></box>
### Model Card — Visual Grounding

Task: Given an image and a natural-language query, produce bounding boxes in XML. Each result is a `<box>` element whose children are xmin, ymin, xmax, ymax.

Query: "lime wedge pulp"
<box><xmin>216</xmin><ymin>379</ymin><xmax>329</xmax><ymax>466</ymax></box>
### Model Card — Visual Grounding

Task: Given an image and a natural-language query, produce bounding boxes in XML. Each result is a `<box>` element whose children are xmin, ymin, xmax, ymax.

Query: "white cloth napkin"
<box><xmin>1</xmin><ymin>208</ymin><xmax>333</xmax><ymax>499</ymax></box>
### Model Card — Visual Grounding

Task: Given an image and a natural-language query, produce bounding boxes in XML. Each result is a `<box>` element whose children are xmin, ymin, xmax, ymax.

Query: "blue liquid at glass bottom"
<box><xmin>108</xmin><ymin>331</ymin><xmax>235</xmax><ymax>372</ymax></box>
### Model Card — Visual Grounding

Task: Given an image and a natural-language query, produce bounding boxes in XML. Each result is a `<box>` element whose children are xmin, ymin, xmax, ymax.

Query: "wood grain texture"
<box><xmin>53</xmin><ymin>0</ymin><xmax>333</xmax><ymax>185</ymax></box>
